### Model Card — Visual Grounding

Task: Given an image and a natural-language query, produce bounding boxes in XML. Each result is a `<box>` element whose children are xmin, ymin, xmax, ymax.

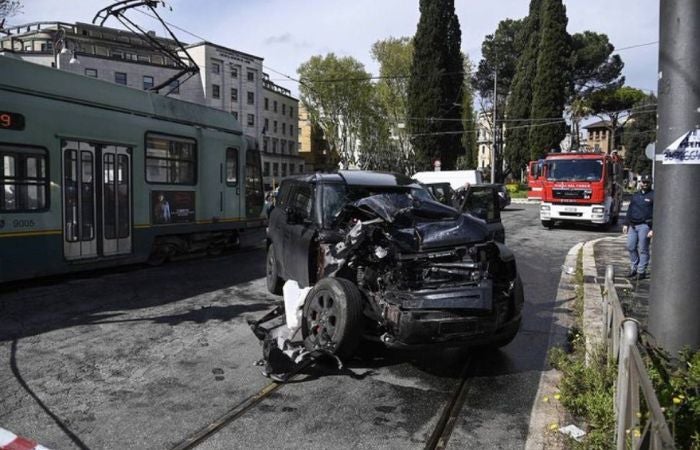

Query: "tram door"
<box><xmin>62</xmin><ymin>141</ymin><xmax>132</xmax><ymax>260</ymax></box>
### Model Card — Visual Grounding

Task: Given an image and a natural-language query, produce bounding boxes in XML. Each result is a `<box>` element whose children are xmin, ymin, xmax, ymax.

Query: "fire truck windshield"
<box><xmin>546</xmin><ymin>159</ymin><xmax>603</xmax><ymax>182</ymax></box>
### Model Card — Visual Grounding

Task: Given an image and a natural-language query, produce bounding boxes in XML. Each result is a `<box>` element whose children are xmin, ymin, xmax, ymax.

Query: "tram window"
<box><xmin>226</xmin><ymin>148</ymin><xmax>238</xmax><ymax>186</ymax></box>
<box><xmin>145</xmin><ymin>133</ymin><xmax>197</xmax><ymax>185</ymax></box>
<box><xmin>0</xmin><ymin>146</ymin><xmax>48</xmax><ymax>212</ymax></box>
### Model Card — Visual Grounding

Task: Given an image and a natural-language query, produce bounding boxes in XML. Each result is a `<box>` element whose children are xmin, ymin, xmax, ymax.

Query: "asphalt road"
<box><xmin>0</xmin><ymin>203</ymin><xmax>620</xmax><ymax>449</ymax></box>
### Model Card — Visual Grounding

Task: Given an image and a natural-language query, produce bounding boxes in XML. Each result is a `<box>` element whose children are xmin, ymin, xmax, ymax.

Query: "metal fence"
<box><xmin>602</xmin><ymin>265</ymin><xmax>675</xmax><ymax>450</ymax></box>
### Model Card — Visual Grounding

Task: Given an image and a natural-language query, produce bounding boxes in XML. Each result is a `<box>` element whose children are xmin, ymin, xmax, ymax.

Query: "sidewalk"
<box><xmin>592</xmin><ymin>236</ymin><xmax>651</xmax><ymax>329</ymax></box>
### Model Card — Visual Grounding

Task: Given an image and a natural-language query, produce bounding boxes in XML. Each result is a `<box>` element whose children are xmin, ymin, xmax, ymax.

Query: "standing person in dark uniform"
<box><xmin>623</xmin><ymin>174</ymin><xmax>654</xmax><ymax>279</ymax></box>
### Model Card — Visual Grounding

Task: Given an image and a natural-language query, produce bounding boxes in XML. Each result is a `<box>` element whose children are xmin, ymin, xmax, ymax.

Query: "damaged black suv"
<box><xmin>266</xmin><ymin>171</ymin><xmax>523</xmax><ymax>357</ymax></box>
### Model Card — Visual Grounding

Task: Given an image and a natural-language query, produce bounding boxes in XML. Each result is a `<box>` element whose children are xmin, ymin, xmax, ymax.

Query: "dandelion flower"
<box><xmin>549</xmin><ymin>423</ymin><xmax>558</xmax><ymax>431</ymax></box>
<box><xmin>554</xmin><ymin>393</ymin><xmax>561</xmax><ymax>400</ymax></box>
<box><xmin>672</xmin><ymin>397</ymin><xmax>682</xmax><ymax>405</ymax></box>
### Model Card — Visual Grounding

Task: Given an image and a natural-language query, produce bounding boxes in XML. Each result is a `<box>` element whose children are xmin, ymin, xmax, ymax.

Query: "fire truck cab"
<box><xmin>538</xmin><ymin>152</ymin><xmax>623</xmax><ymax>228</ymax></box>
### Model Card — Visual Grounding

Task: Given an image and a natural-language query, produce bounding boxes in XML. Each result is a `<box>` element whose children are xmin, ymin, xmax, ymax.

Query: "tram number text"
<box><xmin>12</xmin><ymin>219</ymin><xmax>36</xmax><ymax>228</ymax></box>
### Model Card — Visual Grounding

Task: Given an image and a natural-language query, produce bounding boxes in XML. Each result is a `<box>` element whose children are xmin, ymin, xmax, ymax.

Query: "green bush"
<box><xmin>505</xmin><ymin>183</ymin><xmax>520</xmax><ymax>193</ymax></box>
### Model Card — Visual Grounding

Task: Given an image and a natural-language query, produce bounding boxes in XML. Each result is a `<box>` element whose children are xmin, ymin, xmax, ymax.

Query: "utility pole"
<box><xmin>648</xmin><ymin>0</ymin><xmax>700</xmax><ymax>354</ymax></box>
<box><xmin>491</xmin><ymin>69</ymin><xmax>497</xmax><ymax>184</ymax></box>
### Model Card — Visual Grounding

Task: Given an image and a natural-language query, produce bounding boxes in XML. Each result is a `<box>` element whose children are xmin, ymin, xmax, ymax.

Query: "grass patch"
<box><xmin>548</xmin><ymin>247</ymin><xmax>616</xmax><ymax>448</ymax></box>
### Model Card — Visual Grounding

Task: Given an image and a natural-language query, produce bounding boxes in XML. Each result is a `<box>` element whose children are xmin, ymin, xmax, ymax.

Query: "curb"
<box><xmin>525</xmin><ymin>241</ymin><xmax>583</xmax><ymax>450</ymax></box>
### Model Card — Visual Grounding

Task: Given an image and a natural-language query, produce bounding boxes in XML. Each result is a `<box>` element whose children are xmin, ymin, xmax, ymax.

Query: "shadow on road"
<box><xmin>0</xmin><ymin>245</ymin><xmax>270</xmax><ymax>342</ymax></box>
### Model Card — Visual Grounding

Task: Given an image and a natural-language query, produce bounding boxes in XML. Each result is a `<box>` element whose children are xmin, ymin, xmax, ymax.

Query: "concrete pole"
<box><xmin>649</xmin><ymin>0</ymin><xmax>700</xmax><ymax>353</ymax></box>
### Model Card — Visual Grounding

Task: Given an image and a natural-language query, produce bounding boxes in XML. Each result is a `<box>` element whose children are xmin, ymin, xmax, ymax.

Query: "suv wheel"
<box><xmin>301</xmin><ymin>277</ymin><xmax>363</xmax><ymax>359</ymax></box>
<box><xmin>266</xmin><ymin>244</ymin><xmax>284</xmax><ymax>295</ymax></box>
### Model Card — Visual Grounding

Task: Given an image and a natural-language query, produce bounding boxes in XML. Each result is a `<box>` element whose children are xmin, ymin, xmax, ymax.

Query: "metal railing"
<box><xmin>602</xmin><ymin>265</ymin><xmax>675</xmax><ymax>450</ymax></box>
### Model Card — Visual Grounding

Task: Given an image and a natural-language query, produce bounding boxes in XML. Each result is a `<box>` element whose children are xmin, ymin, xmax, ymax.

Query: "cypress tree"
<box><xmin>407</xmin><ymin>0</ymin><xmax>464</xmax><ymax>170</ymax></box>
<box><xmin>504</xmin><ymin>0</ymin><xmax>542</xmax><ymax>178</ymax></box>
<box><xmin>529</xmin><ymin>0</ymin><xmax>571</xmax><ymax>160</ymax></box>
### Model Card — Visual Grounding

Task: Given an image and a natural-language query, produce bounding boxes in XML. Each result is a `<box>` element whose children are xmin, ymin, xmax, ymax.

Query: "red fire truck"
<box><xmin>526</xmin><ymin>160</ymin><xmax>544</xmax><ymax>200</ymax></box>
<box><xmin>536</xmin><ymin>152</ymin><xmax>624</xmax><ymax>228</ymax></box>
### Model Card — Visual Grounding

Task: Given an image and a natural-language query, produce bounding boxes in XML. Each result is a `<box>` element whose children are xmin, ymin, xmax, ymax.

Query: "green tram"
<box><xmin>0</xmin><ymin>56</ymin><xmax>264</xmax><ymax>283</ymax></box>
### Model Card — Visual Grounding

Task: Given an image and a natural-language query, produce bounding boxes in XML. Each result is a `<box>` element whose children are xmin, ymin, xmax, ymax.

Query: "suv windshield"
<box><xmin>321</xmin><ymin>183</ymin><xmax>432</xmax><ymax>227</ymax></box>
<box><xmin>547</xmin><ymin>159</ymin><xmax>603</xmax><ymax>181</ymax></box>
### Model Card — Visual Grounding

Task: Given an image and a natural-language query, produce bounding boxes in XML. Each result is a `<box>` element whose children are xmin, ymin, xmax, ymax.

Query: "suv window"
<box><xmin>290</xmin><ymin>183</ymin><xmax>313</xmax><ymax>219</ymax></box>
<box><xmin>464</xmin><ymin>186</ymin><xmax>500</xmax><ymax>223</ymax></box>
<box><xmin>276</xmin><ymin>180</ymin><xmax>293</xmax><ymax>207</ymax></box>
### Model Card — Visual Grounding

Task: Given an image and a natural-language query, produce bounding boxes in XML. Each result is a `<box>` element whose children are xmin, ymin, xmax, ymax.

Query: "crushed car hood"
<box><xmin>352</xmin><ymin>193</ymin><xmax>489</xmax><ymax>251</ymax></box>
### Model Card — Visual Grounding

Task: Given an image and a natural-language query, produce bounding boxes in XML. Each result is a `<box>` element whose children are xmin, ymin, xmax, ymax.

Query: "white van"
<box><xmin>412</xmin><ymin>170</ymin><xmax>484</xmax><ymax>190</ymax></box>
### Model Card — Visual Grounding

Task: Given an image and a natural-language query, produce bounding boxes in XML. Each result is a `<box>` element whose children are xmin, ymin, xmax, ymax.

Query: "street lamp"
<box><xmin>52</xmin><ymin>28</ymin><xmax>79</xmax><ymax>68</ymax></box>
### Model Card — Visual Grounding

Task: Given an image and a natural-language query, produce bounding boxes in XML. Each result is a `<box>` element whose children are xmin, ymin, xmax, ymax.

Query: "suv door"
<box><xmin>283</xmin><ymin>182</ymin><xmax>317</xmax><ymax>286</ymax></box>
<box><xmin>268</xmin><ymin>180</ymin><xmax>292</xmax><ymax>279</ymax></box>
<box><xmin>460</xmin><ymin>185</ymin><xmax>505</xmax><ymax>243</ymax></box>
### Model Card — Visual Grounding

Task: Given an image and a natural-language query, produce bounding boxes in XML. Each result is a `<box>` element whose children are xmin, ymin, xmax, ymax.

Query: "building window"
<box><xmin>211</xmin><ymin>61</ymin><xmax>221</xmax><ymax>74</ymax></box>
<box><xmin>281</xmin><ymin>163</ymin><xmax>287</xmax><ymax>177</ymax></box>
<box><xmin>264</xmin><ymin>97</ymin><xmax>269</xmax><ymax>110</ymax></box>
<box><xmin>247</xmin><ymin>70</ymin><xmax>255</xmax><ymax>82</ymax></box>
<box><xmin>289</xmin><ymin>164</ymin><xmax>294</xmax><ymax>174</ymax></box>
<box><xmin>115</xmin><ymin>72</ymin><xmax>127</xmax><ymax>85</ymax></box>
<box><xmin>289</xmin><ymin>141</ymin><xmax>295</xmax><ymax>153</ymax></box>
<box><xmin>85</xmin><ymin>68</ymin><xmax>98</xmax><ymax>78</ymax></box>
<box><xmin>212</xmin><ymin>84</ymin><xmax>220</xmax><ymax>99</ymax></box>
<box><xmin>282</xmin><ymin>104</ymin><xmax>286</xmax><ymax>115</ymax></box>
<box><xmin>111</xmin><ymin>50</ymin><xmax>124</xmax><ymax>59</ymax></box>
<box><xmin>290</xmin><ymin>107</ymin><xmax>294</xmax><ymax>118</ymax></box>
<box><xmin>169</xmin><ymin>80</ymin><xmax>180</xmax><ymax>94</ymax></box>
<box><xmin>1</xmin><ymin>146</ymin><xmax>49</xmax><ymax>212</ymax></box>
<box><xmin>299</xmin><ymin>164</ymin><xmax>303</xmax><ymax>174</ymax></box>
<box><xmin>143</xmin><ymin>75</ymin><xmax>154</xmax><ymax>90</ymax></box>
<box><xmin>231</xmin><ymin>88</ymin><xmax>238</xmax><ymax>102</ymax></box>
<box><xmin>231</xmin><ymin>111</ymin><xmax>238</xmax><ymax>120</ymax></box>
<box><xmin>40</xmin><ymin>41</ymin><xmax>53</xmax><ymax>52</ymax></box>
<box><xmin>226</xmin><ymin>148</ymin><xmax>238</xmax><ymax>185</ymax></box>
<box><xmin>263</xmin><ymin>162</ymin><xmax>270</xmax><ymax>177</ymax></box>
<box><xmin>231</xmin><ymin>67</ymin><xmax>238</xmax><ymax>78</ymax></box>
<box><xmin>264</xmin><ymin>118</ymin><xmax>269</xmax><ymax>131</ymax></box>
<box><xmin>273</xmin><ymin>121</ymin><xmax>278</xmax><ymax>133</ymax></box>
<box><xmin>145</xmin><ymin>133</ymin><xmax>196</xmax><ymax>185</ymax></box>
<box><xmin>273</xmin><ymin>162</ymin><xmax>279</xmax><ymax>177</ymax></box>
<box><xmin>247</xmin><ymin>114</ymin><xmax>255</xmax><ymax>126</ymax></box>
<box><xmin>263</xmin><ymin>137</ymin><xmax>269</xmax><ymax>152</ymax></box>
<box><xmin>247</xmin><ymin>91</ymin><xmax>254</xmax><ymax>105</ymax></box>
<box><xmin>273</xmin><ymin>101</ymin><xmax>278</xmax><ymax>112</ymax></box>
<box><xmin>281</xmin><ymin>141</ymin><xmax>286</xmax><ymax>154</ymax></box>
<box><xmin>125</xmin><ymin>52</ymin><xmax>138</xmax><ymax>61</ymax></box>
<box><xmin>272</xmin><ymin>139</ymin><xmax>278</xmax><ymax>154</ymax></box>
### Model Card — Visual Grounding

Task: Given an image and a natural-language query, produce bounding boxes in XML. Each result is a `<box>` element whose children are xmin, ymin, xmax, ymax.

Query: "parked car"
<box><xmin>495</xmin><ymin>184</ymin><xmax>511</xmax><ymax>210</ymax></box>
<box><xmin>266</xmin><ymin>171</ymin><xmax>523</xmax><ymax>357</ymax></box>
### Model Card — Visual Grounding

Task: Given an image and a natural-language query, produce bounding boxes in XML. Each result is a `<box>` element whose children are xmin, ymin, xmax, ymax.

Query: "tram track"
<box><xmin>169</xmin><ymin>352</ymin><xmax>479</xmax><ymax>450</ymax></box>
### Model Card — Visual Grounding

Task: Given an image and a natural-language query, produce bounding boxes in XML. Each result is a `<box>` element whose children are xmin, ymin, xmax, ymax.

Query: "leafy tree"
<box><xmin>298</xmin><ymin>54</ymin><xmax>373</xmax><ymax>169</ymax></box>
<box><xmin>622</xmin><ymin>94</ymin><xmax>656</xmax><ymax>175</ymax></box>
<box><xmin>529</xmin><ymin>0</ymin><xmax>571</xmax><ymax>160</ymax></box>
<box><xmin>474</xmin><ymin>19</ymin><xmax>524</xmax><ymax>180</ymax></box>
<box><xmin>460</xmin><ymin>56</ymin><xmax>478</xmax><ymax>169</ymax></box>
<box><xmin>0</xmin><ymin>0</ymin><xmax>21</xmax><ymax>19</ymax></box>
<box><xmin>407</xmin><ymin>0</ymin><xmax>464</xmax><ymax>170</ymax></box>
<box><xmin>357</xmin><ymin>91</ymin><xmax>397</xmax><ymax>172</ymax></box>
<box><xmin>504</xmin><ymin>0</ymin><xmax>542</xmax><ymax>180</ymax></box>
<box><xmin>588</xmin><ymin>86</ymin><xmax>647</xmax><ymax>154</ymax></box>
<box><xmin>568</xmin><ymin>31</ymin><xmax>624</xmax><ymax>148</ymax></box>
<box><xmin>371</xmin><ymin>36</ymin><xmax>415</xmax><ymax>173</ymax></box>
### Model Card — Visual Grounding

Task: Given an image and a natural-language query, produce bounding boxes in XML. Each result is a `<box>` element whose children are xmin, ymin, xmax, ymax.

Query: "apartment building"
<box><xmin>0</xmin><ymin>21</ymin><xmax>302</xmax><ymax>190</ymax></box>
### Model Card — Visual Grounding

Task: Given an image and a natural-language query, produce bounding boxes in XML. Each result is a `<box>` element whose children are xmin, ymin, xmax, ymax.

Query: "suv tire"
<box><xmin>302</xmin><ymin>277</ymin><xmax>363</xmax><ymax>359</ymax></box>
<box><xmin>266</xmin><ymin>243</ymin><xmax>284</xmax><ymax>295</ymax></box>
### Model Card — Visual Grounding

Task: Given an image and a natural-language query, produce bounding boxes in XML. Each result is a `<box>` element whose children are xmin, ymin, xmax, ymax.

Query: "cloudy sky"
<box><xmin>9</xmin><ymin>0</ymin><xmax>660</xmax><ymax>97</ymax></box>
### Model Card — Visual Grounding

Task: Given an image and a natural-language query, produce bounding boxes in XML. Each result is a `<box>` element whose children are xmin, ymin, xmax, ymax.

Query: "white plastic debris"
<box><xmin>559</xmin><ymin>424</ymin><xmax>586</xmax><ymax>442</ymax></box>
<box><xmin>374</xmin><ymin>246</ymin><xmax>388</xmax><ymax>259</ymax></box>
<box><xmin>283</xmin><ymin>280</ymin><xmax>311</xmax><ymax>334</ymax></box>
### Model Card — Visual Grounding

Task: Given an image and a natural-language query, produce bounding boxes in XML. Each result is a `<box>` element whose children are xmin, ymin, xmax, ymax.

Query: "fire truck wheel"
<box><xmin>541</xmin><ymin>220</ymin><xmax>554</xmax><ymax>229</ymax></box>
